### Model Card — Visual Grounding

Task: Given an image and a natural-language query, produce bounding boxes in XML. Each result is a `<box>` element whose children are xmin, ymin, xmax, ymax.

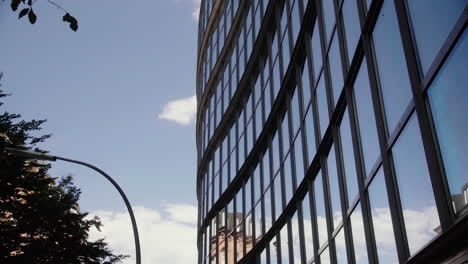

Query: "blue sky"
<box><xmin>0</xmin><ymin>0</ymin><xmax>201</xmax><ymax>262</ymax></box>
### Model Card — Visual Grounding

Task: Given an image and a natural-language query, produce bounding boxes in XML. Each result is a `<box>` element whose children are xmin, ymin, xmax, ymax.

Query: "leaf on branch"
<box><xmin>28</xmin><ymin>9</ymin><xmax>37</xmax><ymax>24</ymax></box>
<box><xmin>11</xmin><ymin>0</ymin><xmax>21</xmax><ymax>11</ymax></box>
<box><xmin>18</xmin><ymin>8</ymin><xmax>29</xmax><ymax>19</ymax></box>
<box><xmin>62</xmin><ymin>13</ymin><xmax>78</xmax><ymax>32</ymax></box>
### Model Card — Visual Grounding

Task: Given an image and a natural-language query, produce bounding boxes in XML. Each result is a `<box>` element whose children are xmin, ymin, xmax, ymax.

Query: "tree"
<box><xmin>0</xmin><ymin>74</ymin><xmax>126</xmax><ymax>263</ymax></box>
<box><xmin>8</xmin><ymin>0</ymin><xmax>79</xmax><ymax>31</ymax></box>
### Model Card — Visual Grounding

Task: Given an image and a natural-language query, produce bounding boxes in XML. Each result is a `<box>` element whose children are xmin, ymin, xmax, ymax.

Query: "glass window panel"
<box><xmin>328</xmin><ymin>31</ymin><xmax>344</xmax><ymax>106</ymax></box>
<box><xmin>281</xmin><ymin>112</ymin><xmax>291</xmax><ymax>153</ymax></box>
<box><xmin>271</xmin><ymin>235</ymin><xmax>279</xmax><ymax>264</ymax></box>
<box><xmin>291</xmin><ymin>211</ymin><xmax>302</xmax><ymax>263</ymax></box>
<box><xmin>368</xmin><ymin>168</ymin><xmax>398</xmax><ymax>264</ymax></box>
<box><xmin>315</xmin><ymin>171</ymin><xmax>328</xmax><ymax>247</ymax></box>
<box><xmin>335</xmin><ymin>228</ymin><xmax>348</xmax><ymax>264</ymax></box>
<box><xmin>353</xmin><ymin>60</ymin><xmax>380</xmax><ymax>176</ymax></box>
<box><xmin>328</xmin><ymin>146</ymin><xmax>342</xmax><ymax>228</ymax></box>
<box><xmin>372</xmin><ymin>0</ymin><xmax>412</xmax><ymax>135</ymax></box>
<box><xmin>294</xmin><ymin>136</ymin><xmax>305</xmax><ymax>183</ymax></box>
<box><xmin>312</xmin><ymin>22</ymin><xmax>323</xmax><ymax>81</ymax></box>
<box><xmin>320</xmin><ymin>246</ymin><xmax>331</xmax><ymax>264</ymax></box>
<box><xmin>264</xmin><ymin>187</ymin><xmax>273</xmax><ymax>231</ymax></box>
<box><xmin>281</xmin><ymin>32</ymin><xmax>292</xmax><ymax>72</ymax></box>
<box><xmin>254</xmin><ymin>164</ymin><xmax>262</xmax><ymax>204</ymax></box>
<box><xmin>272</xmin><ymin>132</ymin><xmax>281</xmax><ymax>174</ymax></box>
<box><xmin>291</xmin><ymin>0</ymin><xmax>301</xmax><ymax>43</ymax></box>
<box><xmin>239</xmin><ymin>133</ymin><xmax>245</xmax><ymax>164</ymax></box>
<box><xmin>427</xmin><ymin>33</ymin><xmax>468</xmax><ymax>214</ymax></box>
<box><xmin>264</xmin><ymin>151</ymin><xmax>271</xmax><ymax>192</ymax></box>
<box><xmin>291</xmin><ymin>88</ymin><xmax>302</xmax><ymax>134</ymax></box>
<box><xmin>304</xmin><ymin>105</ymin><xmax>317</xmax><ymax>165</ymax></box>
<box><xmin>274</xmin><ymin>172</ymin><xmax>283</xmax><ymax>218</ymax></box>
<box><xmin>272</xmin><ymin>58</ymin><xmax>281</xmax><ymax>97</ymax></box>
<box><xmin>407</xmin><ymin>0</ymin><xmax>465</xmax><ymax>74</ymax></box>
<box><xmin>301</xmin><ymin>60</ymin><xmax>312</xmax><ymax>113</ymax></box>
<box><xmin>392</xmin><ymin>113</ymin><xmax>440</xmax><ymax>255</ymax></box>
<box><xmin>284</xmin><ymin>154</ymin><xmax>294</xmax><ymax>202</ymax></box>
<box><xmin>342</xmin><ymin>0</ymin><xmax>361</xmax><ymax>63</ymax></box>
<box><xmin>350</xmin><ymin>203</ymin><xmax>368</xmax><ymax>263</ymax></box>
<box><xmin>246</xmin><ymin>178</ymin><xmax>252</xmax><ymax>216</ymax></box>
<box><xmin>280</xmin><ymin>225</ymin><xmax>290</xmax><ymax>263</ymax></box>
<box><xmin>340</xmin><ymin>110</ymin><xmax>358</xmax><ymax>205</ymax></box>
<box><xmin>236</xmin><ymin>193</ymin><xmax>244</xmax><ymax>260</ymax></box>
<box><xmin>316</xmin><ymin>75</ymin><xmax>329</xmax><ymax>140</ymax></box>
<box><xmin>272</xmin><ymin>32</ymin><xmax>279</xmax><ymax>58</ymax></box>
<box><xmin>321</xmin><ymin>0</ymin><xmax>336</xmax><ymax>42</ymax></box>
<box><xmin>301</xmin><ymin>192</ymin><xmax>315</xmax><ymax>262</ymax></box>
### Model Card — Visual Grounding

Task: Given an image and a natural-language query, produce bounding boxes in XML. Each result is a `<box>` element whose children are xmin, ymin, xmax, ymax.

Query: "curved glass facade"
<box><xmin>196</xmin><ymin>1</ymin><xmax>468</xmax><ymax>263</ymax></box>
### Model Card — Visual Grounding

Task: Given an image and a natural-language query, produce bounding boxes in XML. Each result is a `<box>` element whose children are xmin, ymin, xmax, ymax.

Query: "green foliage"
<box><xmin>0</xmin><ymin>74</ymin><xmax>126</xmax><ymax>263</ymax></box>
<box><xmin>9</xmin><ymin>0</ymin><xmax>79</xmax><ymax>31</ymax></box>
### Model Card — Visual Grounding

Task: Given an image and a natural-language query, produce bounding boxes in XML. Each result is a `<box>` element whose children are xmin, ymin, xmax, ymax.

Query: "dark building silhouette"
<box><xmin>196</xmin><ymin>0</ymin><xmax>468</xmax><ymax>263</ymax></box>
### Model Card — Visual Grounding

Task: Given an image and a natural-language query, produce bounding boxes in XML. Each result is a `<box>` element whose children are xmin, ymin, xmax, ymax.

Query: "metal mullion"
<box><xmin>302</xmin><ymin>33</ymin><xmax>316</xmax><ymax>119</ymax></box>
<box><xmin>393</xmin><ymin>0</ymin><xmax>454</xmax><ymax>231</ymax></box>
<box><xmin>357</xmin><ymin>0</ymin><xmax>410</xmax><ymax>261</ymax></box>
<box><xmin>332</xmin><ymin>121</ymin><xmax>355</xmax><ymax>264</ymax></box>
<box><xmin>287</xmin><ymin>219</ymin><xmax>295</xmax><ymax>263</ymax></box>
<box><xmin>319</xmin><ymin>154</ymin><xmax>337</xmax><ymax>264</ymax></box>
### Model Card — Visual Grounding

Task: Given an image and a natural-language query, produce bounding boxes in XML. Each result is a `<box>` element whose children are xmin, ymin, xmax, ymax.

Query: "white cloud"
<box><xmin>158</xmin><ymin>95</ymin><xmax>197</xmax><ymax>125</ymax></box>
<box><xmin>172</xmin><ymin>0</ymin><xmax>201</xmax><ymax>21</ymax></box>
<box><xmin>88</xmin><ymin>205</ymin><xmax>198</xmax><ymax>264</ymax></box>
<box><xmin>192</xmin><ymin>0</ymin><xmax>201</xmax><ymax>21</ymax></box>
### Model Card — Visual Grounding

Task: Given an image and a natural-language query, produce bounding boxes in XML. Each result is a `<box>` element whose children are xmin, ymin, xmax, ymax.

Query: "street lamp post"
<box><xmin>4</xmin><ymin>147</ymin><xmax>142</xmax><ymax>264</ymax></box>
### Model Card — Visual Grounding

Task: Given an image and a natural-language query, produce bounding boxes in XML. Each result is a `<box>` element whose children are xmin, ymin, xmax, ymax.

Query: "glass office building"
<box><xmin>195</xmin><ymin>0</ymin><xmax>467</xmax><ymax>263</ymax></box>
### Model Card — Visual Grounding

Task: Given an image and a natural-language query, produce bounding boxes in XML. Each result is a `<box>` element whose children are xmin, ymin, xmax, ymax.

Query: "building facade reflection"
<box><xmin>196</xmin><ymin>0</ymin><xmax>468</xmax><ymax>263</ymax></box>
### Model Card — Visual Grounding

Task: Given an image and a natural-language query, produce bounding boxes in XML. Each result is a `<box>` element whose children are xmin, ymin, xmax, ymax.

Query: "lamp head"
<box><xmin>4</xmin><ymin>147</ymin><xmax>56</xmax><ymax>161</ymax></box>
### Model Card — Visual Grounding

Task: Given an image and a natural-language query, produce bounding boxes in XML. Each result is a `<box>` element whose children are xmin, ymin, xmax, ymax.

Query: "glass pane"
<box><xmin>320</xmin><ymin>246</ymin><xmax>331</xmax><ymax>264</ymax></box>
<box><xmin>291</xmin><ymin>88</ymin><xmax>301</xmax><ymax>134</ymax></box>
<box><xmin>342</xmin><ymin>0</ymin><xmax>361</xmax><ymax>63</ymax></box>
<box><xmin>304</xmin><ymin>104</ymin><xmax>317</xmax><ymax>165</ymax></box>
<box><xmin>301</xmin><ymin>193</ymin><xmax>315</xmax><ymax>262</ymax></box>
<box><xmin>340</xmin><ymin>109</ymin><xmax>359</xmax><ymax>203</ymax></box>
<box><xmin>328</xmin><ymin>31</ymin><xmax>344</xmax><ymax>106</ymax></box>
<box><xmin>294</xmin><ymin>136</ymin><xmax>305</xmax><ymax>183</ymax></box>
<box><xmin>392</xmin><ymin>113</ymin><xmax>440</xmax><ymax>254</ymax></box>
<box><xmin>302</xmin><ymin>59</ymin><xmax>312</xmax><ymax>113</ymax></box>
<box><xmin>328</xmin><ymin>145</ymin><xmax>343</xmax><ymax>228</ymax></box>
<box><xmin>427</xmin><ymin>33</ymin><xmax>468</xmax><ymax>214</ymax></box>
<box><xmin>315</xmin><ymin>171</ymin><xmax>328</xmax><ymax>247</ymax></box>
<box><xmin>291</xmin><ymin>211</ymin><xmax>302</xmax><ymax>263</ymax></box>
<box><xmin>316</xmin><ymin>75</ymin><xmax>329</xmax><ymax>140</ymax></box>
<box><xmin>368</xmin><ymin>168</ymin><xmax>398</xmax><ymax>264</ymax></box>
<box><xmin>335</xmin><ymin>228</ymin><xmax>348</xmax><ymax>264</ymax></box>
<box><xmin>407</xmin><ymin>0</ymin><xmax>466</xmax><ymax>74</ymax></box>
<box><xmin>284</xmin><ymin>154</ymin><xmax>294</xmax><ymax>202</ymax></box>
<box><xmin>372</xmin><ymin>0</ymin><xmax>412</xmax><ymax>135</ymax></box>
<box><xmin>312</xmin><ymin>21</ymin><xmax>323</xmax><ymax>80</ymax></box>
<box><xmin>321</xmin><ymin>0</ymin><xmax>336</xmax><ymax>42</ymax></box>
<box><xmin>350</xmin><ymin>203</ymin><xmax>368</xmax><ymax>263</ymax></box>
<box><xmin>354</xmin><ymin>60</ymin><xmax>380</xmax><ymax>176</ymax></box>
<box><xmin>271</xmin><ymin>235</ymin><xmax>279</xmax><ymax>264</ymax></box>
<box><xmin>280</xmin><ymin>224</ymin><xmax>290</xmax><ymax>263</ymax></box>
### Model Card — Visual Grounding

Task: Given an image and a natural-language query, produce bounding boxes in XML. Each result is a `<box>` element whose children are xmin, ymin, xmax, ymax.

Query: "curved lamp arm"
<box><xmin>4</xmin><ymin>148</ymin><xmax>142</xmax><ymax>264</ymax></box>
